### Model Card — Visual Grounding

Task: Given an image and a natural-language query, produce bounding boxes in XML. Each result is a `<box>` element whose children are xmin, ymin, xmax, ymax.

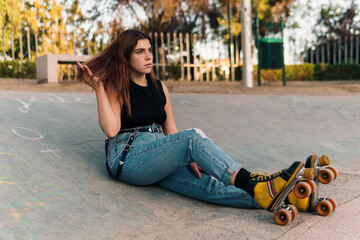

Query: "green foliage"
<box><xmin>314</xmin><ymin>64</ymin><xmax>360</xmax><ymax>80</ymax></box>
<box><xmin>0</xmin><ymin>60</ymin><xmax>36</xmax><ymax>79</ymax></box>
<box><xmin>165</xmin><ymin>62</ymin><xmax>182</xmax><ymax>80</ymax></box>
<box><xmin>254</xmin><ymin>64</ymin><xmax>360</xmax><ymax>81</ymax></box>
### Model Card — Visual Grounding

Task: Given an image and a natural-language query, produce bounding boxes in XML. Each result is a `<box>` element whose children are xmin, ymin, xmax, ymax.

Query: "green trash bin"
<box><xmin>259</xmin><ymin>38</ymin><xmax>284</xmax><ymax>69</ymax></box>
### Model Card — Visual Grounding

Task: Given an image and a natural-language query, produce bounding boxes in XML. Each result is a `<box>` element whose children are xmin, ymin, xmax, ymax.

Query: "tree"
<box><xmin>83</xmin><ymin>0</ymin><xmax>225</xmax><ymax>38</ymax></box>
<box><xmin>314</xmin><ymin>0</ymin><xmax>359</xmax><ymax>40</ymax></box>
<box><xmin>113</xmin><ymin>0</ymin><xmax>216</xmax><ymax>35</ymax></box>
<box><xmin>0</xmin><ymin>0</ymin><xmax>21</xmax><ymax>28</ymax></box>
<box><xmin>216</xmin><ymin>0</ymin><xmax>296</xmax><ymax>39</ymax></box>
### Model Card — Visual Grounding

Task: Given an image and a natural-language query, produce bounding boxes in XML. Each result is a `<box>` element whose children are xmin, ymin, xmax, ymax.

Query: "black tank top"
<box><xmin>121</xmin><ymin>77</ymin><xmax>167</xmax><ymax>130</ymax></box>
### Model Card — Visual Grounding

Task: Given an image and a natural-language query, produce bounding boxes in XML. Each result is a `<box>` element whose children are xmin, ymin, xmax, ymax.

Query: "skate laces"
<box><xmin>250</xmin><ymin>172</ymin><xmax>268</xmax><ymax>181</ymax></box>
<box><xmin>250</xmin><ymin>170</ymin><xmax>283</xmax><ymax>181</ymax></box>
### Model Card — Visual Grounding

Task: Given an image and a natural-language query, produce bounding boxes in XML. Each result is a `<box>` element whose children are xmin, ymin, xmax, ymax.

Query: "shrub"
<box><xmin>0</xmin><ymin>60</ymin><xmax>36</xmax><ymax>79</ymax></box>
<box><xmin>255</xmin><ymin>63</ymin><xmax>360</xmax><ymax>81</ymax></box>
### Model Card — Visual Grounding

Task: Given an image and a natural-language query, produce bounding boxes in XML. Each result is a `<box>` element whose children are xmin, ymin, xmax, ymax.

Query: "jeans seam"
<box><xmin>128</xmin><ymin>135</ymin><xmax>190</xmax><ymax>155</ymax></box>
<box><xmin>161</xmin><ymin>175</ymin><xmax>249</xmax><ymax>196</ymax></box>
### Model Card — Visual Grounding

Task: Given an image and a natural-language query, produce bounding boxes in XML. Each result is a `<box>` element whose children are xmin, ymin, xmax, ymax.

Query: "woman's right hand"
<box><xmin>76</xmin><ymin>62</ymin><xmax>102</xmax><ymax>90</ymax></box>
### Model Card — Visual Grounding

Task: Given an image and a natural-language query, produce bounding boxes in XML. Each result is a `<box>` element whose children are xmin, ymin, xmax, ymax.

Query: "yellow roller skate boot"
<box><xmin>245</xmin><ymin>161</ymin><xmax>316</xmax><ymax>225</ymax></box>
<box><xmin>246</xmin><ymin>161</ymin><xmax>308</xmax><ymax>212</ymax></box>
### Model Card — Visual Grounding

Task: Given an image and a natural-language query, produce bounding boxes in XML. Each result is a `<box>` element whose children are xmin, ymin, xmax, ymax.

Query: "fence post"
<box><xmin>160</xmin><ymin>32</ymin><xmax>165</xmax><ymax>81</ymax></box>
<box><xmin>2</xmin><ymin>27</ymin><xmax>5</xmax><ymax>59</ymax></box>
<box><xmin>316</xmin><ymin>43</ymin><xmax>319</xmax><ymax>64</ymax></box>
<box><xmin>326</xmin><ymin>36</ymin><xmax>330</xmax><ymax>64</ymax></box>
<box><xmin>42</xmin><ymin>29</ymin><xmax>46</xmax><ymax>55</ymax></box>
<box><xmin>59</xmin><ymin>31</ymin><xmax>63</xmax><ymax>80</ymax></box>
<box><xmin>345</xmin><ymin>36</ymin><xmax>348</xmax><ymax>63</ymax></box>
<box><xmin>321</xmin><ymin>41</ymin><xmax>325</xmax><ymax>63</ymax></box>
<box><xmin>193</xmin><ymin>33</ymin><xmax>198</xmax><ymax>81</ymax></box>
<box><xmin>11</xmin><ymin>27</ymin><xmax>14</xmax><ymax>59</ymax></box>
<box><xmin>35</xmin><ymin>29</ymin><xmax>38</xmax><ymax>57</ymax></box>
<box><xmin>19</xmin><ymin>27</ymin><xmax>23</xmax><ymax>63</ymax></box>
<box><xmin>87</xmin><ymin>31</ymin><xmax>90</xmax><ymax>55</ymax></box>
<box><xmin>230</xmin><ymin>35</ymin><xmax>235</xmax><ymax>81</ymax></box>
<box><xmin>172</xmin><ymin>32</ymin><xmax>177</xmax><ymax>62</ymax></box>
<box><xmin>66</xmin><ymin>31</ymin><xmax>70</xmax><ymax>81</ymax></box>
<box><xmin>333</xmin><ymin>38</ymin><xmax>336</xmax><ymax>64</ymax></box>
<box><xmin>350</xmin><ymin>35</ymin><xmax>353</xmax><ymax>63</ymax></box>
<box><xmin>73</xmin><ymin>32</ymin><xmax>77</xmax><ymax>76</ymax></box>
<box><xmin>211</xmin><ymin>41</ymin><xmax>216</xmax><ymax>81</ymax></box>
<box><xmin>235</xmin><ymin>35</ymin><xmax>239</xmax><ymax>66</ymax></box>
<box><xmin>27</xmin><ymin>27</ymin><xmax>31</xmax><ymax>61</ymax></box>
<box><xmin>72</xmin><ymin>32</ymin><xmax>76</xmax><ymax>55</ymax></box>
<box><xmin>179</xmin><ymin>32</ymin><xmax>184</xmax><ymax>81</ymax></box>
<box><xmin>186</xmin><ymin>33</ymin><xmax>191</xmax><ymax>81</ymax></box>
<box><xmin>356</xmin><ymin>35</ymin><xmax>359</xmax><ymax>64</ymax></box>
<box><xmin>79</xmin><ymin>32</ymin><xmax>82</xmax><ymax>55</ymax></box>
<box><xmin>50</xmin><ymin>29</ymin><xmax>54</xmax><ymax>54</ymax></box>
<box><xmin>211</xmin><ymin>42</ymin><xmax>219</xmax><ymax>81</ymax></box>
<box><xmin>154</xmin><ymin>32</ymin><xmax>159</xmax><ymax>79</ymax></box>
<box><xmin>167</xmin><ymin>32</ymin><xmax>171</xmax><ymax>65</ymax></box>
<box><xmin>199</xmin><ymin>34</ymin><xmax>204</xmax><ymax>81</ymax></box>
<box><xmin>59</xmin><ymin>31</ymin><xmax>62</xmax><ymax>54</ymax></box>
<box><xmin>94</xmin><ymin>33</ymin><xmax>97</xmax><ymax>55</ymax></box>
<box><xmin>338</xmin><ymin>37</ymin><xmax>341</xmax><ymax>63</ymax></box>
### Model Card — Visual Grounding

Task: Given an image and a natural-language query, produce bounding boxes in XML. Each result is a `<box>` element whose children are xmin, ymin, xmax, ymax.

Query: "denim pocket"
<box><xmin>114</xmin><ymin>133</ymin><xmax>132</xmax><ymax>146</ymax></box>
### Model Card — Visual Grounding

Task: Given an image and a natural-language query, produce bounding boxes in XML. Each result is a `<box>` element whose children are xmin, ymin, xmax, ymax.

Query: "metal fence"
<box><xmin>148</xmin><ymin>32</ymin><xmax>244</xmax><ymax>81</ymax></box>
<box><xmin>1</xmin><ymin>25</ymin><xmax>245</xmax><ymax>81</ymax></box>
<box><xmin>304</xmin><ymin>35</ymin><xmax>360</xmax><ymax>64</ymax></box>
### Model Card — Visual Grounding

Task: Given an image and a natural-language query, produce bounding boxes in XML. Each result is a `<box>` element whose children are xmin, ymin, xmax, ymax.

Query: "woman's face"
<box><xmin>128</xmin><ymin>39</ymin><xmax>153</xmax><ymax>76</ymax></box>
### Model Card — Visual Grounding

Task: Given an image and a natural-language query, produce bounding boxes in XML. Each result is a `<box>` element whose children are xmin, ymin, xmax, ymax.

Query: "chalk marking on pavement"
<box><xmin>12</xmin><ymin>127</ymin><xmax>43</xmax><ymax>140</ymax></box>
<box><xmin>16</xmin><ymin>99</ymin><xmax>31</xmax><ymax>113</ymax></box>
<box><xmin>40</xmin><ymin>149</ymin><xmax>62</xmax><ymax>159</ymax></box>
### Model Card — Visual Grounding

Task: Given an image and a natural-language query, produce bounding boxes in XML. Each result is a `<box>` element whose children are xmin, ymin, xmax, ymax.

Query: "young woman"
<box><xmin>76</xmin><ymin>29</ymin><xmax>306</xmax><ymax>212</ymax></box>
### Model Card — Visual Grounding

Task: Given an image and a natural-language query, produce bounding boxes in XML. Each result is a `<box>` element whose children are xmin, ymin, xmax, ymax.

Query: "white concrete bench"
<box><xmin>36</xmin><ymin>54</ymin><xmax>91</xmax><ymax>83</ymax></box>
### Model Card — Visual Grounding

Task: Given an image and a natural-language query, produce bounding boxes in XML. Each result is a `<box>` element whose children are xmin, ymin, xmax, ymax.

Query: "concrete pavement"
<box><xmin>1</xmin><ymin>91</ymin><xmax>360</xmax><ymax>239</ymax></box>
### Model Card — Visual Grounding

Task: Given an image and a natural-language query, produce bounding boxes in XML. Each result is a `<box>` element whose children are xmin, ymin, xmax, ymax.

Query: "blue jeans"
<box><xmin>106</xmin><ymin>123</ymin><xmax>259</xmax><ymax>209</ymax></box>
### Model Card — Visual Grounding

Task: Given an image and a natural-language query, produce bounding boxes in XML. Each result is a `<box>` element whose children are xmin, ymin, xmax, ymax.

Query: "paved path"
<box><xmin>1</xmin><ymin>91</ymin><xmax>360</xmax><ymax>239</ymax></box>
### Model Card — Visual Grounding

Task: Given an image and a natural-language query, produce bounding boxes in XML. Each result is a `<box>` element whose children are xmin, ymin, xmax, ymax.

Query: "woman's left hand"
<box><xmin>189</xmin><ymin>163</ymin><xmax>202</xmax><ymax>178</ymax></box>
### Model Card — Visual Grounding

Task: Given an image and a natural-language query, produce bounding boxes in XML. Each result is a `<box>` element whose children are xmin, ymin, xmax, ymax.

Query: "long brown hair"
<box><xmin>76</xmin><ymin>29</ymin><xmax>156</xmax><ymax>115</ymax></box>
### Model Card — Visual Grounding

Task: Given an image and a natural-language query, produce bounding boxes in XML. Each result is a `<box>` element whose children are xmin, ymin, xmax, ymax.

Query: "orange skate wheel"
<box><xmin>303</xmin><ymin>179</ymin><xmax>316</xmax><ymax>193</ymax></box>
<box><xmin>274</xmin><ymin>209</ymin><xmax>292</xmax><ymax>226</ymax></box>
<box><xmin>318</xmin><ymin>155</ymin><xmax>330</xmax><ymax>166</ymax></box>
<box><xmin>288</xmin><ymin>205</ymin><xmax>298</xmax><ymax>220</ymax></box>
<box><xmin>293</xmin><ymin>182</ymin><xmax>311</xmax><ymax>199</ymax></box>
<box><xmin>304</xmin><ymin>168</ymin><xmax>315</xmax><ymax>180</ymax></box>
<box><xmin>316</xmin><ymin>200</ymin><xmax>333</xmax><ymax>216</ymax></box>
<box><xmin>327</xmin><ymin>197</ymin><xmax>337</xmax><ymax>211</ymax></box>
<box><xmin>326</xmin><ymin>166</ymin><xmax>339</xmax><ymax>180</ymax></box>
<box><xmin>318</xmin><ymin>169</ymin><xmax>334</xmax><ymax>184</ymax></box>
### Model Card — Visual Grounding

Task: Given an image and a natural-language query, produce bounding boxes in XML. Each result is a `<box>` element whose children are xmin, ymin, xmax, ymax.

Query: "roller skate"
<box><xmin>246</xmin><ymin>161</ymin><xmax>315</xmax><ymax>226</ymax></box>
<box><xmin>287</xmin><ymin>155</ymin><xmax>338</xmax><ymax>216</ymax></box>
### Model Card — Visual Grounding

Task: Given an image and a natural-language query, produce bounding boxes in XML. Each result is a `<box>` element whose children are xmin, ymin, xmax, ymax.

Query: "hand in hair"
<box><xmin>76</xmin><ymin>62</ymin><xmax>102</xmax><ymax>90</ymax></box>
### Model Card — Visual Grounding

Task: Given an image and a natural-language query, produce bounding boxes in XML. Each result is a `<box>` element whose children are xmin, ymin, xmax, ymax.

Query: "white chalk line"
<box><xmin>16</xmin><ymin>99</ymin><xmax>31</xmax><ymax>113</ymax></box>
<box><xmin>12</xmin><ymin>127</ymin><xmax>43</xmax><ymax>140</ymax></box>
<box><xmin>40</xmin><ymin>149</ymin><xmax>62</xmax><ymax>159</ymax></box>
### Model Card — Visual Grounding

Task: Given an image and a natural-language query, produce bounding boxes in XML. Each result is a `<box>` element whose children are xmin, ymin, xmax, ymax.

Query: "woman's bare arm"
<box><xmin>161</xmin><ymin>81</ymin><xmax>178</xmax><ymax>135</ymax></box>
<box><xmin>96</xmin><ymin>83</ymin><xmax>121</xmax><ymax>138</ymax></box>
<box><xmin>76</xmin><ymin>62</ymin><xmax>121</xmax><ymax>138</ymax></box>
